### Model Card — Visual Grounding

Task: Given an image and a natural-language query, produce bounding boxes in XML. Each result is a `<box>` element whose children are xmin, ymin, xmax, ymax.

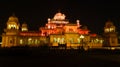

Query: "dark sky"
<box><xmin>0</xmin><ymin>0</ymin><xmax>120</xmax><ymax>35</ymax></box>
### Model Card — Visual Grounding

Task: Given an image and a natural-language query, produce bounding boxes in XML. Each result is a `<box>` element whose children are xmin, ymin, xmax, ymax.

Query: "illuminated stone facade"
<box><xmin>103</xmin><ymin>20</ymin><xmax>118</xmax><ymax>46</ymax></box>
<box><xmin>1</xmin><ymin>12</ymin><xmax>118</xmax><ymax>48</ymax></box>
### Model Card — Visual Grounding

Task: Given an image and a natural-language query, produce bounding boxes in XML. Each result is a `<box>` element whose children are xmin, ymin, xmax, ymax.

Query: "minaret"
<box><xmin>6</xmin><ymin>13</ymin><xmax>20</xmax><ymax>30</ymax></box>
<box><xmin>2</xmin><ymin>14</ymin><xmax>20</xmax><ymax>47</ymax></box>
<box><xmin>103</xmin><ymin>20</ymin><xmax>118</xmax><ymax>47</ymax></box>
<box><xmin>76</xmin><ymin>20</ymin><xmax>81</xmax><ymax>28</ymax></box>
<box><xmin>21</xmin><ymin>22</ymin><xmax>28</xmax><ymax>31</ymax></box>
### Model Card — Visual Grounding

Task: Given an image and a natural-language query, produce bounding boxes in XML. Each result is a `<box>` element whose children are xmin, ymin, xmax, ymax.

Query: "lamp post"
<box><xmin>80</xmin><ymin>35</ymin><xmax>84</xmax><ymax>49</ymax></box>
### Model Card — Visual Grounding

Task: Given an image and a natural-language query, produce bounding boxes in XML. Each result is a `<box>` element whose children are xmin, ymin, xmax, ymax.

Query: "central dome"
<box><xmin>53</xmin><ymin>12</ymin><xmax>66</xmax><ymax>20</ymax></box>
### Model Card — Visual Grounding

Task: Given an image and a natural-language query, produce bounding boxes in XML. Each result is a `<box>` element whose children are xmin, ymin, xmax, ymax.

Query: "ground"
<box><xmin>0</xmin><ymin>47</ymin><xmax>120</xmax><ymax>67</ymax></box>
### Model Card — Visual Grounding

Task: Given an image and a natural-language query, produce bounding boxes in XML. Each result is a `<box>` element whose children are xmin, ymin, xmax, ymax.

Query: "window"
<box><xmin>57</xmin><ymin>38</ymin><xmax>60</xmax><ymax>43</ymax></box>
<box><xmin>105</xmin><ymin>28</ymin><xmax>109</xmax><ymax>32</ymax></box>
<box><xmin>20</xmin><ymin>39</ymin><xmax>23</xmax><ymax>44</ymax></box>
<box><xmin>35</xmin><ymin>39</ymin><xmax>38</xmax><ymax>44</ymax></box>
<box><xmin>28</xmin><ymin>38</ymin><xmax>32</xmax><ymax>44</ymax></box>
<box><xmin>10</xmin><ymin>40</ymin><xmax>13</xmax><ymax>44</ymax></box>
<box><xmin>69</xmin><ymin>28</ymin><xmax>73</xmax><ymax>32</ymax></box>
<box><xmin>60</xmin><ymin>38</ymin><xmax>65</xmax><ymax>44</ymax></box>
<box><xmin>54</xmin><ymin>38</ymin><xmax>57</xmax><ymax>42</ymax></box>
<box><xmin>54</xmin><ymin>37</ymin><xmax>65</xmax><ymax>44</ymax></box>
<box><xmin>111</xmin><ymin>38</ymin><xmax>115</xmax><ymax>44</ymax></box>
<box><xmin>77</xmin><ymin>38</ymin><xmax>80</xmax><ymax>43</ymax></box>
<box><xmin>69</xmin><ymin>38</ymin><xmax>73</xmax><ymax>43</ymax></box>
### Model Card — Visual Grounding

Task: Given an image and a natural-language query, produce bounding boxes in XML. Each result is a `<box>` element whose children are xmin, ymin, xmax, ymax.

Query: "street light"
<box><xmin>80</xmin><ymin>35</ymin><xmax>84</xmax><ymax>49</ymax></box>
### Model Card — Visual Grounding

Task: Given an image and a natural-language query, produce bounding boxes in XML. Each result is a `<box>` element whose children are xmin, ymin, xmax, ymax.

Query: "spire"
<box><xmin>12</xmin><ymin>12</ymin><xmax>16</xmax><ymax>17</ymax></box>
<box><xmin>57</xmin><ymin>9</ymin><xmax>61</xmax><ymax>13</ymax></box>
<box><xmin>107</xmin><ymin>18</ymin><xmax>112</xmax><ymax>22</ymax></box>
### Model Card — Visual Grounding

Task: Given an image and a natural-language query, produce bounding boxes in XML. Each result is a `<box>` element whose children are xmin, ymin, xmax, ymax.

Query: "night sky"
<box><xmin>0</xmin><ymin>0</ymin><xmax>120</xmax><ymax>36</ymax></box>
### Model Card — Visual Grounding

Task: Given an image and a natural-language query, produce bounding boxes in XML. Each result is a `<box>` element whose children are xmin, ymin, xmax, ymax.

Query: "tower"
<box><xmin>103</xmin><ymin>20</ymin><xmax>118</xmax><ymax>47</ymax></box>
<box><xmin>21</xmin><ymin>22</ymin><xmax>28</xmax><ymax>31</ymax></box>
<box><xmin>2</xmin><ymin>14</ymin><xmax>20</xmax><ymax>47</ymax></box>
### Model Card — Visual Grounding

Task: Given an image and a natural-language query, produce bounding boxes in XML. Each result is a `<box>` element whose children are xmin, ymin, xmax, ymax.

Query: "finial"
<box><xmin>76</xmin><ymin>20</ymin><xmax>80</xmax><ymax>23</ymax></box>
<box><xmin>12</xmin><ymin>12</ymin><xmax>15</xmax><ymax>16</ymax></box>
<box><xmin>23</xmin><ymin>21</ymin><xmax>27</xmax><ymax>24</ymax></box>
<box><xmin>12</xmin><ymin>12</ymin><xmax>16</xmax><ymax>17</ymax></box>
<box><xmin>57</xmin><ymin>9</ymin><xmax>61</xmax><ymax>13</ymax></box>
<box><xmin>48</xmin><ymin>18</ymin><xmax>50</xmax><ymax>21</ymax></box>
<box><xmin>76</xmin><ymin>19</ymin><xmax>81</xmax><ymax>27</ymax></box>
<box><xmin>107</xmin><ymin>18</ymin><xmax>111</xmax><ymax>22</ymax></box>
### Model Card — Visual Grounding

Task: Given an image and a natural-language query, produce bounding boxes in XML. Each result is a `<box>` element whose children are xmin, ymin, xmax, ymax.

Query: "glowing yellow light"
<box><xmin>111</xmin><ymin>47</ymin><xmax>115</xmax><ymax>50</ymax></box>
<box><xmin>80</xmin><ymin>35</ymin><xmax>84</xmax><ymax>39</ymax></box>
<box><xmin>48</xmin><ymin>25</ymin><xmax>50</xmax><ymax>29</ymax></box>
<box><xmin>84</xmin><ymin>47</ymin><xmax>89</xmax><ymax>51</ymax></box>
<box><xmin>22</xmin><ymin>28</ymin><xmax>28</xmax><ymax>31</ymax></box>
<box><xmin>20</xmin><ymin>39</ymin><xmax>23</xmax><ymax>44</ymax></box>
<box><xmin>28</xmin><ymin>38</ymin><xmax>32</xmax><ymax>41</ymax></box>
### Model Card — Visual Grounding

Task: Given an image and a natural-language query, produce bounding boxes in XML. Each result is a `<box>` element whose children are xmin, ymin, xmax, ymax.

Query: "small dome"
<box><xmin>8</xmin><ymin>14</ymin><xmax>19</xmax><ymax>23</ymax></box>
<box><xmin>21</xmin><ymin>22</ymin><xmax>28</xmax><ymax>31</ymax></box>
<box><xmin>53</xmin><ymin>12</ymin><xmax>66</xmax><ymax>20</ymax></box>
<box><xmin>105</xmin><ymin>20</ymin><xmax>114</xmax><ymax>27</ymax></box>
<box><xmin>22</xmin><ymin>23</ymin><xmax>27</xmax><ymax>27</ymax></box>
